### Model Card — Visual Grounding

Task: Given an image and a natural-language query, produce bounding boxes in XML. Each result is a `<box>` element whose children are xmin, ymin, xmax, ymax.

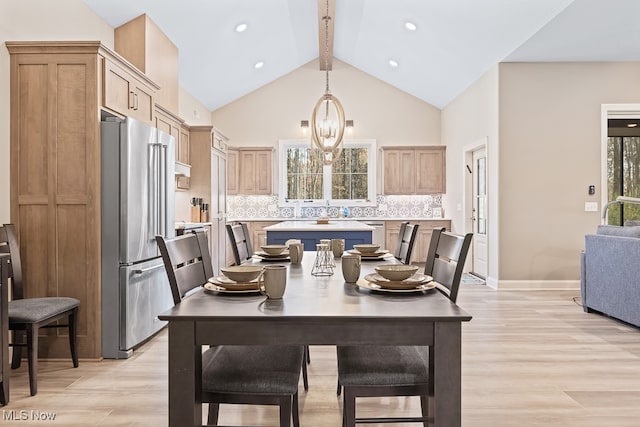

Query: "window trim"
<box><xmin>278</xmin><ymin>139</ymin><xmax>377</xmax><ymax>207</ymax></box>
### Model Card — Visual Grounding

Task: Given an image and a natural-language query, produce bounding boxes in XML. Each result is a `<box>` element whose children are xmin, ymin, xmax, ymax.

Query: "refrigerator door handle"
<box><xmin>159</xmin><ymin>143</ymin><xmax>167</xmax><ymax>237</ymax></box>
<box><xmin>133</xmin><ymin>263</ymin><xmax>166</xmax><ymax>275</ymax></box>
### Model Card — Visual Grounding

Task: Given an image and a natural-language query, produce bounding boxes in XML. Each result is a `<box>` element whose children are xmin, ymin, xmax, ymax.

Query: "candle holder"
<box><xmin>311</xmin><ymin>243</ymin><xmax>334</xmax><ymax>276</ymax></box>
<box><xmin>320</xmin><ymin>239</ymin><xmax>336</xmax><ymax>266</ymax></box>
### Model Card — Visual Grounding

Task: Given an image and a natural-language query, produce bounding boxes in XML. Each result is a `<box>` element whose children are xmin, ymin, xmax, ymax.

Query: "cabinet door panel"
<box><xmin>416</xmin><ymin>148</ymin><xmax>445</xmax><ymax>194</ymax></box>
<box><xmin>103</xmin><ymin>60</ymin><xmax>131</xmax><ymax>115</ymax></box>
<box><xmin>255</xmin><ymin>151</ymin><xmax>272</xmax><ymax>195</ymax></box>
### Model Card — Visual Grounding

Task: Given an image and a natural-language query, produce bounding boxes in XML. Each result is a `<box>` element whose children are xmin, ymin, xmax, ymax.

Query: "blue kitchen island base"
<box><xmin>266</xmin><ymin>230</ymin><xmax>372</xmax><ymax>251</ymax></box>
<box><xmin>264</xmin><ymin>221</ymin><xmax>375</xmax><ymax>251</ymax></box>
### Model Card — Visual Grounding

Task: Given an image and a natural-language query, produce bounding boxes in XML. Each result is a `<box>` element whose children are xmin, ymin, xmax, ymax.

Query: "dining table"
<box><xmin>158</xmin><ymin>250</ymin><xmax>472</xmax><ymax>427</ymax></box>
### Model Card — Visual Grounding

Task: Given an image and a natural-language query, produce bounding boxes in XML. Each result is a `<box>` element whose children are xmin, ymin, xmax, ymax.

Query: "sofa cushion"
<box><xmin>596</xmin><ymin>225</ymin><xmax>640</xmax><ymax>238</ymax></box>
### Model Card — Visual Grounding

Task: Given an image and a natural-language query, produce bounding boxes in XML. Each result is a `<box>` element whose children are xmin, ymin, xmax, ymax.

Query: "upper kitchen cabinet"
<box><xmin>238</xmin><ymin>148</ymin><xmax>274</xmax><ymax>195</ymax></box>
<box><xmin>103</xmin><ymin>56</ymin><xmax>157</xmax><ymax>125</ymax></box>
<box><xmin>227</xmin><ymin>148</ymin><xmax>239</xmax><ymax>195</ymax></box>
<box><xmin>383</xmin><ymin>146</ymin><xmax>446</xmax><ymax>195</ymax></box>
<box><xmin>115</xmin><ymin>14</ymin><xmax>179</xmax><ymax>113</ymax></box>
<box><xmin>176</xmin><ymin>123</ymin><xmax>191</xmax><ymax>190</ymax></box>
<box><xmin>154</xmin><ymin>105</ymin><xmax>189</xmax><ymax>190</ymax></box>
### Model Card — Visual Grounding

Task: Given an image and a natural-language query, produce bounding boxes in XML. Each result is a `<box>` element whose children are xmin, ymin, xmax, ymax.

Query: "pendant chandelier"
<box><xmin>311</xmin><ymin>0</ymin><xmax>346</xmax><ymax>166</ymax></box>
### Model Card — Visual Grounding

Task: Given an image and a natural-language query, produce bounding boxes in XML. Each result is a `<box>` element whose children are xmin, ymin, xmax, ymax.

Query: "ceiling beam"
<box><xmin>317</xmin><ymin>0</ymin><xmax>335</xmax><ymax>71</ymax></box>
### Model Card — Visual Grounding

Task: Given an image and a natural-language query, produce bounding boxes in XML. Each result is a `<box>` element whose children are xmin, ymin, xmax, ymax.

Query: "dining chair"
<box><xmin>0</xmin><ymin>224</ymin><xmax>79</xmax><ymax>396</ymax></box>
<box><xmin>156</xmin><ymin>230</ymin><xmax>304</xmax><ymax>427</ymax></box>
<box><xmin>336</xmin><ymin>227</ymin><xmax>473</xmax><ymax>427</ymax></box>
<box><xmin>225</xmin><ymin>224</ymin><xmax>311</xmax><ymax>391</ymax></box>
<box><xmin>226</xmin><ymin>223</ymin><xmax>254</xmax><ymax>265</ymax></box>
<box><xmin>394</xmin><ymin>222</ymin><xmax>419</xmax><ymax>264</ymax></box>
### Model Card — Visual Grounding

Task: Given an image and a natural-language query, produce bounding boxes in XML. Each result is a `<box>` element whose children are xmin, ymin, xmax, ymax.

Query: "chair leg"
<box><xmin>207</xmin><ymin>403</ymin><xmax>220</xmax><ymax>425</ymax></box>
<box><xmin>420</xmin><ymin>395</ymin><xmax>429</xmax><ymax>427</ymax></box>
<box><xmin>344</xmin><ymin>388</ymin><xmax>356</xmax><ymax>427</ymax></box>
<box><xmin>279</xmin><ymin>395</ymin><xmax>292</xmax><ymax>427</ymax></box>
<box><xmin>336</xmin><ymin>380</ymin><xmax>341</xmax><ymax>395</ymax></box>
<box><xmin>11</xmin><ymin>330</ymin><xmax>24</xmax><ymax>369</ymax></box>
<box><xmin>302</xmin><ymin>354</ymin><xmax>309</xmax><ymax>391</ymax></box>
<box><xmin>27</xmin><ymin>325</ymin><xmax>38</xmax><ymax>396</ymax></box>
<box><xmin>305</xmin><ymin>345</ymin><xmax>311</xmax><ymax>364</ymax></box>
<box><xmin>292</xmin><ymin>392</ymin><xmax>300</xmax><ymax>427</ymax></box>
<box><xmin>69</xmin><ymin>308</ymin><xmax>79</xmax><ymax>368</ymax></box>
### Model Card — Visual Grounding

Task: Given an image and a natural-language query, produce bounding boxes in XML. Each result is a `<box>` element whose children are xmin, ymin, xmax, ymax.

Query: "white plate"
<box><xmin>213</xmin><ymin>275</ymin><xmax>259</xmax><ymax>285</ymax></box>
<box><xmin>204</xmin><ymin>282</ymin><xmax>260</xmax><ymax>294</ymax></box>
<box><xmin>255</xmin><ymin>250</ymin><xmax>290</xmax><ymax>258</ymax></box>
<box><xmin>347</xmin><ymin>249</ymin><xmax>389</xmax><ymax>257</ymax></box>
<box><xmin>355</xmin><ymin>279</ymin><xmax>436</xmax><ymax>293</ymax></box>
<box><xmin>364</xmin><ymin>273</ymin><xmax>433</xmax><ymax>289</ymax></box>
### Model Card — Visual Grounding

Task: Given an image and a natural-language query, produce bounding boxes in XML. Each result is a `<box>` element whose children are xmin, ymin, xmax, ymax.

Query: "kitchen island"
<box><xmin>265</xmin><ymin>220</ymin><xmax>373</xmax><ymax>250</ymax></box>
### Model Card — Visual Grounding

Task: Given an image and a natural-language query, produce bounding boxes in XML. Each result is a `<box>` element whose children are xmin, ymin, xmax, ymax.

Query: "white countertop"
<box><xmin>263</xmin><ymin>220</ymin><xmax>375</xmax><ymax>232</ymax></box>
<box><xmin>175</xmin><ymin>221</ymin><xmax>212</xmax><ymax>230</ymax></box>
<box><xmin>229</xmin><ymin>217</ymin><xmax>451</xmax><ymax>222</ymax></box>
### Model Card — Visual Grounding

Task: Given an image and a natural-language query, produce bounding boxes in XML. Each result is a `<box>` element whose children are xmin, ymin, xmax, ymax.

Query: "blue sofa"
<box><xmin>580</xmin><ymin>224</ymin><xmax>640</xmax><ymax>327</ymax></box>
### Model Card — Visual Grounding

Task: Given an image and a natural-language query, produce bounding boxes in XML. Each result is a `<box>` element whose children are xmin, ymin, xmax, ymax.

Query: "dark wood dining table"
<box><xmin>158</xmin><ymin>251</ymin><xmax>472</xmax><ymax>426</ymax></box>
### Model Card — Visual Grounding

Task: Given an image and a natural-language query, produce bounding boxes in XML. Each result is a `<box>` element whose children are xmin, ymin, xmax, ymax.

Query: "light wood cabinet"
<box><xmin>114</xmin><ymin>14</ymin><xmax>179</xmax><ymax>112</ymax></box>
<box><xmin>227</xmin><ymin>149</ymin><xmax>239</xmax><ymax>195</ymax></box>
<box><xmin>383</xmin><ymin>146</ymin><xmax>446</xmax><ymax>194</ymax></box>
<box><xmin>248</xmin><ymin>221</ymin><xmax>279</xmax><ymax>251</ymax></box>
<box><xmin>6</xmin><ymin>41</ymin><xmax>117</xmax><ymax>359</ymax></box>
<box><xmin>238</xmin><ymin>148</ymin><xmax>273</xmax><ymax>195</ymax></box>
<box><xmin>176</xmin><ymin>124</ymin><xmax>191</xmax><ymax>190</ymax></box>
<box><xmin>103</xmin><ymin>57</ymin><xmax>157</xmax><ymax>124</ymax></box>
<box><xmin>385</xmin><ymin>220</ymin><xmax>451</xmax><ymax>264</ymax></box>
<box><xmin>154</xmin><ymin>105</ymin><xmax>190</xmax><ymax>190</ymax></box>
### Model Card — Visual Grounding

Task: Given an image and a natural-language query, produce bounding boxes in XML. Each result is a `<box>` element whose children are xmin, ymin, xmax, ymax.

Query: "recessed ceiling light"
<box><xmin>254</xmin><ymin>61</ymin><xmax>264</xmax><ymax>69</ymax></box>
<box><xmin>389</xmin><ymin>59</ymin><xmax>399</xmax><ymax>68</ymax></box>
<box><xmin>235</xmin><ymin>23</ymin><xmax>248</xmax><ymax>32</ymax></box>
<box><xmin>628</xmin><ymin>123</ymin><xmax>638</xmax><ymax>128</ymax></box>
<box><xmin>405</xmin><ymin>21</ymin><xmax>417</xmax><ymax>31</ymax></box>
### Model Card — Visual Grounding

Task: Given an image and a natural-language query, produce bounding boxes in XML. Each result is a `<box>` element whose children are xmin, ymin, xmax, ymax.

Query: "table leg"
<box><xmin>168</xmin><ymin>321</ymin><xmax>202</xmax><ymax>426</ymax></box>
<box><xmin>433</xmin><ymin>322</ymin><xmax>462</xmax><ymax>426</ymax></box>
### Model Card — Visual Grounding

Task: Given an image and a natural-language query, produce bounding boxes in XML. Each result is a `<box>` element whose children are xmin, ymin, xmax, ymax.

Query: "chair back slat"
<box><xmin>226</xmin><ymin>223</ymin><xmax>252</xmax><ymax>265</ymax></box>
<box><xmin>395</xmin><ymin>223</ymin><xmax>419</xmax><ymax>264</ymax></box>
<box><xmin>392</xmin><ymin>222</ymin><xmax>408</xmax><ymax>259</ymax></box>
<box><xmin>0</xmin><ymin>224</ymin><xmax>24</xmax><ymax>300</ymax></box>
<box><xmin>157</xmin><ymin>230</ymin><xmax>211</xmax><ymax>305</ymax></box>
<box><xmin>424</xmin><ymin>228</ymin><xmax>473</xmax><ymax>303</ymax></box>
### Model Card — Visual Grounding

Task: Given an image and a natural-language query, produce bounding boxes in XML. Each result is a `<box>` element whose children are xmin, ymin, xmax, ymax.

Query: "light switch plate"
<box><xmin>585</xmin><ymin>202</ymin><xmax>598</xmax><ymax>212</ymax></box>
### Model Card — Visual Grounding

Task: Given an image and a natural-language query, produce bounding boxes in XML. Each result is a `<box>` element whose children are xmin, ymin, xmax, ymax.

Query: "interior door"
<box><xmin>472</xmin><ymin>147</ymin><xmax>488</xmax><ymax>278</ymax></box>
<box><xmin>211</xmin><ymin>147</ymin><xmax>227</xmax><ymax>275</ymax></box>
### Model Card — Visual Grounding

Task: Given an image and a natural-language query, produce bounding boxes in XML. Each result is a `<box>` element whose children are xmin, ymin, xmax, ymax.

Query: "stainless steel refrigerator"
<box><xmin>101</xmin><ymin>116</ymin><xmax>175</xmax><ymax>359</ymax></box>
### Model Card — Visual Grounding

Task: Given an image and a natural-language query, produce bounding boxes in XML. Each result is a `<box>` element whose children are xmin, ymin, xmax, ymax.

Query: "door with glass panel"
<box><xmin>607</xmin><ymin>119</ymin><xmax>640</xmax><ymax>225</ymax></box>
<box><xmin>472</xmin><ymin>147</ymin><xmax>487</xmax><ymax>278</ymax></box>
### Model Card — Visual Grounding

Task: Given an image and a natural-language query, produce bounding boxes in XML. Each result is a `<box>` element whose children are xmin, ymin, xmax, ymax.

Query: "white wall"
<box><xmin>498</xmin><ymin>62</ymin><xmax>640</xmax><ymax>283</ymax></box>
<box><xmin>212</xmin><ymin>58</ymin><xmax>441</xmax><ymax>147</ymax></box>
<box><xmin>442</xmin><ymin>65</ymin><xmax>500</xmax><ymax>286</ymax></box>
<box><xmin>0</xmin><ymin>0</ymin><xmax>115</xmax><ymax>224</ymax></box>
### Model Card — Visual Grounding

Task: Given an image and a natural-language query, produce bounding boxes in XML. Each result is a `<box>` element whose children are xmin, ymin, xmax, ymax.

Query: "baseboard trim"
<box><xmin>494</xmin><ymin>280</ymin><xmax>580</xmax><ymax>290</ymax></box>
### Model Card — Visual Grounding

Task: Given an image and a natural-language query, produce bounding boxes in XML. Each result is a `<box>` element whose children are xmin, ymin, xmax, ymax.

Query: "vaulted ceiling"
<box><xmin>82</xmin><ymin>0</ymin><xmax>640</xmax><ymax>111</ymax></box>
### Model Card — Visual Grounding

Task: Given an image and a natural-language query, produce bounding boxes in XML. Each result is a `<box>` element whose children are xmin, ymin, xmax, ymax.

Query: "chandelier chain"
<box><xmin>324</xmin><ymin>0</ymin><xmax>330</xmax><ymax>94</ymax></box>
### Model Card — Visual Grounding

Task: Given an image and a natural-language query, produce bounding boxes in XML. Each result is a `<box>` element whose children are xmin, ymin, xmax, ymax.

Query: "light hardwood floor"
<box><xmin>4</xmin><ymin>283</ymin><xmax>640</xmax><ymax>426</ymax></box>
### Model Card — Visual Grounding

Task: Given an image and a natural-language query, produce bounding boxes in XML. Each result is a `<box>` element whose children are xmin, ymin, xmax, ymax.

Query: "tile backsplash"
<box><xmin>227</xmin><ymin>194</ymin><xmax>443</xmax><ymax>219</ymax></box>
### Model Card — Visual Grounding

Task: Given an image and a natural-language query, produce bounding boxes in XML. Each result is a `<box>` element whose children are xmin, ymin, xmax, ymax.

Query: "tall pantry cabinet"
<box><xmin>6</xmin><ymin>41</ymin><xmax>158</xmax><ymax>359</ymax></box>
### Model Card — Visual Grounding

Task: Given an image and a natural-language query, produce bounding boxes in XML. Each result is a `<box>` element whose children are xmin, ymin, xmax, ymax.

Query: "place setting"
<box><xmin>355</xmin><ymin>264</ymin><xmax>436</xmax><ymax>293</ymax></box>
<box><xmin>253</xmin><ymin>244</ymin><xmax>291</xmax><ymax>262</ymax></box>
<box><xmin>346</xmin><ymin>244</ymin><xmax>393</xmax><ymax>261</ymax></box>
<box><xmin>205</xmin><ymin>265</ymin><xmax>263</xmax><ymax>294</ymax></box>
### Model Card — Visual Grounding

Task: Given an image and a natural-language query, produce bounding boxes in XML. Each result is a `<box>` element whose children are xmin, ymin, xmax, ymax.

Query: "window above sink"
<box><xmin>278</xmin><ymin>139</ymin><xmax>377</xmax><ymax>207</ymax></box>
